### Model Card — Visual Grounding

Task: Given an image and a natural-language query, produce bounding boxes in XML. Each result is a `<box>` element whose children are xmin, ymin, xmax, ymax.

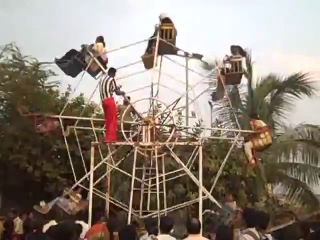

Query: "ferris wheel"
<box><xmin>23</xmin><ymin>22</ymin><xmax>251</xmax><ymax>230</ymax></box>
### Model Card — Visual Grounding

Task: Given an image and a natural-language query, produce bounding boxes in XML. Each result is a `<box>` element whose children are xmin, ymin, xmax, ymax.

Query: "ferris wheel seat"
<box><xmin>141</xmin><ymin>53</ymin><xmax>155</xmax><ymax>70</ymax></box>
<box><xmin>225</xmin><ymin>73</ymin><xmax>243</xmax><ymax>85</ymax></box>
<box><xmin>56</xmin><ymin>47</ymin><xmax>107</xmax><ymax>78</ymax></box>
<box><xmin>83</xmin><ymin>53</ymin><xmax>108</xmax><ymax>78</ymax></box>
<box><xmin>55</xmin><ymin>56</ymin><xmax>83</xmax><ymax>78</ymax></box>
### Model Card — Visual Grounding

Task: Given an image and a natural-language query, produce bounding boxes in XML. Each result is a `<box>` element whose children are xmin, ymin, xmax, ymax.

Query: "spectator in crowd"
<box><xmin>85</xmin><ymin>212</ymin><xmax>109</xmax><ymax>240</ymax></box>
<box><xmin>119</xmin><ymin>224</ymin><xmax>137</xmax><ymax>240</ymax></box>
<box><xmin>185</xmin><ymin>218</ymin><xmax>208</xmax><ymax>240</ymax></box>
<box><xmin>46</xmin><ymin>220</ymin><xmax>81</xmax><ymax>240</ymax></box>
<box><xmin>239</xmin><ymin>208</ymin><xmax>260</xmax><ymax>240</ymax></box>
<box><xmin>2</xmin><ymin>214</ymin><xmax>13</xmax><ymax>240</ymax></box>
<box><xmin>9</xmin><ymin>209</ymin><xmax>23</xmax><ymax>240</ymax></box>
<box><xmin>299</xmin><ymin>221</ymin><xmax>311</xmax><ymax>240</ymax></box>
<box><xmin>256</xmin><ymin>211</ymin><xmax>273</xmax><ymax>240</ymax></box>
<box><xmin>157</xmin><ymin>216</ymin><xmax>175</xmax><ymax>240</ymax></box>
<box><xmin>141</xmin><ymin>218</ymin><xmax>158</xmax><ymax>240</ymax></box>
<box><xmin>215</xmin><ymin>225</ymin><xmax>234</xmax><ymax>240</ymax></box>
<box><xmin>24</xmin><ymin>219</ymin><xmax>47</xmax><ymax>240</ymax></box>
<box><xmin>22</xmin><ymin>211</ymin><xmax>34</xmax><ymax>239</ymax></box>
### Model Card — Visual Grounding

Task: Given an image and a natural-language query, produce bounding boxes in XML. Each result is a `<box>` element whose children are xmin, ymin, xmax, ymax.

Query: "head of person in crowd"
<box><xmin>215</xmin><ymin>224</ymin><xmax>234</xmax><ymax>240</ymax></box>
<box><xmin>159</xmin><ymin>216</ymin><xmax>174</xmax><ymax>234</ymax></box>
<box><xmin>186</xmin><ymin>218</ymin><xmax>201</xmax><ymax>235</ymax></box>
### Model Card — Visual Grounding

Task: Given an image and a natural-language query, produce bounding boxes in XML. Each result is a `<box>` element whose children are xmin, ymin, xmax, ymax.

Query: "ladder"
<box><xmin>134</xmin><ymin>158</ymin><xmax>164</xmax><ymax>217</ymax></box>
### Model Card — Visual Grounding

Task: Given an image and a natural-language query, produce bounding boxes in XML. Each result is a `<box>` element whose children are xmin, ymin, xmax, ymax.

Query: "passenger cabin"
<box><xmin>142</xmin><ymin>23</ymin><xmax>177</xmax><ymax>70</ymax></box>
<box><xmin>55</xmin><ymin>45</ymin><xmax>107</xmax><ymax>79</ymax></box>
<box><xmin>222</xmin><ymin>45</ymin><xmax>245</xmax><ymax>85</ymax></box>
<box><xmin>211</xmin><ymin>45</ymin><xmax>246</xmax><ymax>101</ymax></box>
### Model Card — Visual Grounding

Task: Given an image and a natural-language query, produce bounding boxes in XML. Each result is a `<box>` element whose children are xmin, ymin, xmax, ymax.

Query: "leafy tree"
<box><xmin>203</xmin><ymin>50</ymin><xmax>320</xmax><ymax>210</ymax></box>
<box><xmin>0</xmin><ymin>44</ymin><xmax>99</xmax><ymax>208</ymax></box>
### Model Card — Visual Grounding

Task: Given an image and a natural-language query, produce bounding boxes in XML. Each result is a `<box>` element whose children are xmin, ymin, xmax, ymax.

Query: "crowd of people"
<box><xmin>0</xmin><ymin>207</ymin><xmax>319</xmax><ymax>240</ymax></box>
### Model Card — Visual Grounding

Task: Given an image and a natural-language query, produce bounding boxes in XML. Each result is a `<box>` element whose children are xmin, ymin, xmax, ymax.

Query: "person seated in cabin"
<box><xmin>243</xmin><ymin>113</ymin><xmax>272</xmax><ymax>166</ymax></box>
<box><xmin>221</xmin><ymin>45</ymin><xmax>246</xmax><ymax>75</ymax></box>
<box><xmin>84</xmin><ymin>36</ymin><xmax>108</xmax><ymax>73</ymax></box>
<box><xmin>34</xmin><ymin>187</ymin><xmax>88</xmax><ymax>215</ymax></box>
<box><xmin>145</xmin><ymin>13</ymin><xmax>175</xmax><ymax>54</ymax></box>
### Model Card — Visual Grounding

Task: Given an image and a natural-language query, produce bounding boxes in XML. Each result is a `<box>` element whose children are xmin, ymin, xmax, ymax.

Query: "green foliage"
<box><xmin>203</xmin><ymin>50</ymin><xmax>320</xmax><ymax>211</ymax></box>
<box><xmin>0</xmin><ymin>44</ymin><xmax>100</xmax><ymax>206</ymax></box>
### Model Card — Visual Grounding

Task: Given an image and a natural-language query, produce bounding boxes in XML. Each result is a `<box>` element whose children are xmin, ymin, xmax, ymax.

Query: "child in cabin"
<box><xmin>243</xmin><ymin>113</ymin><xmax>272</xmax><ymax>166</ymax></box>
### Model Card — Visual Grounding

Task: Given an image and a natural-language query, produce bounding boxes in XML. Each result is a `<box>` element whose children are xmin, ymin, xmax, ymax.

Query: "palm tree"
<box><xmin>203</xmin><ymin>50</ymin><xmax>320</xmax><ymax>209</ymax></box>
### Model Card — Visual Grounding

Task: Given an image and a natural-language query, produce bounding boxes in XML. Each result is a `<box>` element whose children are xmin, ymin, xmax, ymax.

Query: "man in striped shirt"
<box><xmin>99</xmin><ymin>67</ymin><xmax>125</xmax><ymax>143</ymax></box>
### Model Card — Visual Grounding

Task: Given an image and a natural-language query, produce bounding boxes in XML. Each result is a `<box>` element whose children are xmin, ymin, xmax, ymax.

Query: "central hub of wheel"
<box><xmin>143</xmin><ymin>116</ymin><xmax>156</xmax><ymax>127</ymax></box>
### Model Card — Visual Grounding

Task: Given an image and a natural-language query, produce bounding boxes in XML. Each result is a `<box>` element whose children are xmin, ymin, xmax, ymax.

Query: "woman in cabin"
<box><xmin>85</xmin><ymin>36</ymin><xmax>108</xmax><ymax>73</ymax></box>
<box><xmin>243</xmin><ymin>113</ymin><xmax>272</xmax><ymax>166</ymax></box>
<box><xmin>145</xmin><ymin>13</ymin><xmax>175</xmax><ymax>54</ymax></box>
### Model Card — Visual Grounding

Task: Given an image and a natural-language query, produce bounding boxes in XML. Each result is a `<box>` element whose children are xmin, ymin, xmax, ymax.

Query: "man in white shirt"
<box><xmin>157</xmin><ymin>216</ymin><xmax>176</xmax><ymax>240</ymax></box>
<box><xmin>239</xmin><ymin>208</ymin><xmax>261</xmax><ymax>240</ymax></box>
<box><xmin>184</xmin><ymin>218</ymin><xmax>208</xmax><ymax>240</ymax></box>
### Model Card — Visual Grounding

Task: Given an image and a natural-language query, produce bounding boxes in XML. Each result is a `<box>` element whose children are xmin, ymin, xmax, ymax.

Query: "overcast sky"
<box><xmin>1</xmin><ymin>0</ymin><xmax>320</xmax><ymax>193</ymax></box>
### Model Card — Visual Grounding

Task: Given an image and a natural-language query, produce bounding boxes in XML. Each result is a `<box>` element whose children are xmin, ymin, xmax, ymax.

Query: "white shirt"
<box><xmin>76</xmin><ymin>220</ymin><xmax>89</xmax><ymax>239</ymax></box>
<box><xmin>239</xmin><ymin>228</ymin><xmax>260</xmax><ymax>240</ymax></box>
<box><xmin>157</xmin><ymin>234</ymin><xmax>176</xmax><ymax>240</ymax></box>
<box><xmin>184</xmin><ymin>234</ymin><xmax>209</xmax><ymax>240</ymax></box>
<box><xmin>42</xmin><ymin>220</ymin><xmax>57</xmax><ymax>233</ymax></box>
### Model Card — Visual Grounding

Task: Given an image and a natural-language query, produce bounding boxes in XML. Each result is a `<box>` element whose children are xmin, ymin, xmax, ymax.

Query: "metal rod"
<box><xmin>198</xmin><ymin>144</ymin><xmax>203</xmax><ymax>234</ymax></box>
<box><xmin>128</xmin><ymin>147</ymin><xmax>138</xmax><ymax>224</ymax></box>
<box><xmin>88</xmin><ymin>143</ymin><xmax>95</xmax><ymax>227</ymax></box>
<box><xmin>185</xmin><ymin>57</ymin><xmax>189</xmax><ymax>132</ymax></box>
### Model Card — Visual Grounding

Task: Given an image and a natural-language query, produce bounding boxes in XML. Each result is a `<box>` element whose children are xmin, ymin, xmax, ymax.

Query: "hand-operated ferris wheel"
<box><xmin>25</xmin><ymin>14</ymin><xmax>273</xmax><ymax>229</ymax></box>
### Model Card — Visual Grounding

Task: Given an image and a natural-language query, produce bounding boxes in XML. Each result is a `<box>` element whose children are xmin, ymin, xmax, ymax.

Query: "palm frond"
<box><xmin>269</xmin><ymin>73</ymin><xmax>316</xmax><ymax>123</ymax></box>
<box><xmin>270</xmin><ymin>171</ymin><xmax>320</xmax><ymax>209</ymax></box>
<box><xmin>244</xmin><ymin>49</ymin><xmax>253</xmax><ymax>84</ymax></box>
<box><xmin>272</xmin><ymin>124</ymin><xmax>320</xmax><ymax>166</ymax></box>
<box><xmin>266</xmin><ymin>162</ymin><xmax>320</xmax><ymax>186</ymax></box>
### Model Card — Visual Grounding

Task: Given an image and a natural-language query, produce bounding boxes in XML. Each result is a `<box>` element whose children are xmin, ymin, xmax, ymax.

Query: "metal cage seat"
<box><xmin>142</xmin><ymin>24</ymin><xmax>178</xmax><ymax>70</ymax></box>
<box><xmin>55</xmin><ymin>45</ymin><xmax>108</xmax><ymax>79</ymax></box>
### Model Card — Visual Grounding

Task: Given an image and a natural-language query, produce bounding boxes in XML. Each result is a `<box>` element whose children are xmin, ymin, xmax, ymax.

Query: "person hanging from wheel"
<box><xmin>243</xmin><ymin>113</ymin><xmax>272</xmax><ymax>166</ymax></box>
<box><xmin>33</xmin><ymin>187</ymin><xmax>88</xmax><ymax>215</ymax></box>
<box><xmin>99</xmin><ymin>67</ymin><xmax>125</xmax><ymax>143</ymax></box>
